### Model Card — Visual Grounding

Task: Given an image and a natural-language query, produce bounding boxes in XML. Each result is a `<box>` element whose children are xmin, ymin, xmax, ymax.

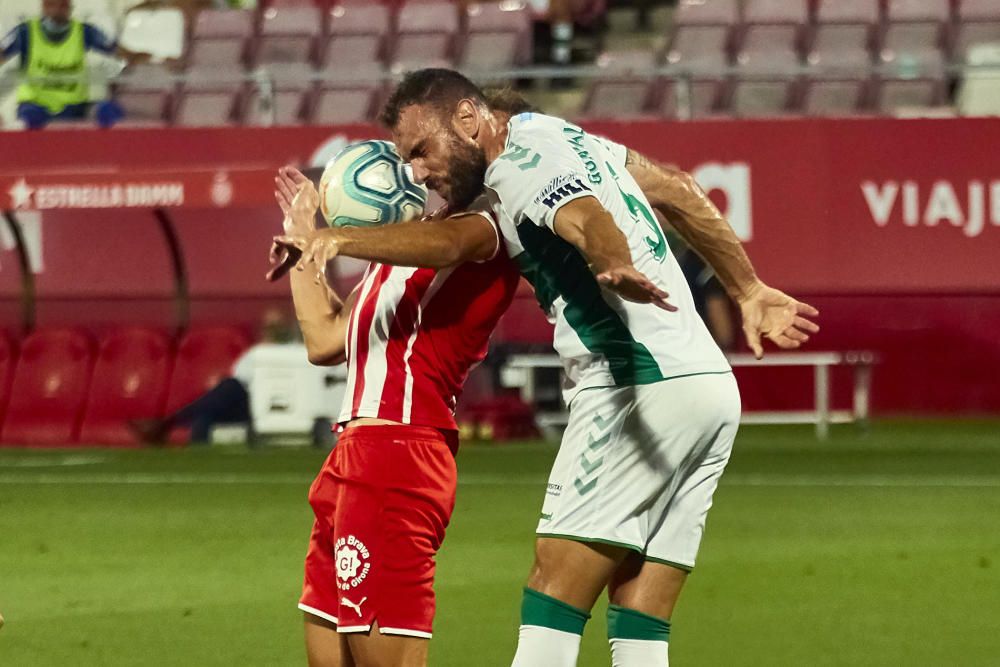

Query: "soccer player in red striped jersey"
<box><xmin>272</xmin><ymin>164</ymin><xmax>519</xmax><ymax>666</ymax></box>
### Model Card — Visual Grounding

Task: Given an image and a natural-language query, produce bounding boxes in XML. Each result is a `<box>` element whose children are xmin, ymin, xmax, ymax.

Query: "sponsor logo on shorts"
<box><xmin>335</xmin><ymin>535</ymin><xmax>371</xmax><ymax>590</ymax></box>
<box><xmin>341</xmin><ymin>596</ymin><xmax>367</xmax><ymax>617</ymax></box>
<box><xmin>546</xmin><ymin>483</ymin><xmax>562</xmax><ymax>497</ymax></box>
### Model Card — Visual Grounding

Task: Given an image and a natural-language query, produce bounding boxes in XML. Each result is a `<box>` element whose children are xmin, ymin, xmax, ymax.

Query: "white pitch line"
<box><xmin>1</xmin><ymin>455</ymin><xmax>107</xmax><ymax>468</ymax></box>
<box><xmin>0</xmin><ymin>473</ymin><xmax>999</xmax><ymax>488</ymax></box>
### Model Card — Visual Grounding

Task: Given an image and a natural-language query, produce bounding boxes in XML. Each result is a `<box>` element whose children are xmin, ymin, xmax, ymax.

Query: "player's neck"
<box><xmin>482</xmin><ymin>113</ymin><xmax>511</xmax><ymax>165</ymax></box>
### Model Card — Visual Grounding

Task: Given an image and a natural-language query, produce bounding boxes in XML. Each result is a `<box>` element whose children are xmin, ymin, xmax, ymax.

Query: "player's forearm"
<box><xmin>626</xmin><ymin>150</ymin><xmax>761</xmax><ymax>302</ymax></box>
<box><xmin>553</xmin><ymin>197</ymin><xmax>634</xmax><ymax>274</ymax></box>
<box><xmin>289</xmin><ymin>269</ymin><xmax>346</xmax><ymax>365</ymax></box>
<box><xmin>323</xmin><ymin>221</ymin><xmax>469</xmax><ymax>269</ymax></box>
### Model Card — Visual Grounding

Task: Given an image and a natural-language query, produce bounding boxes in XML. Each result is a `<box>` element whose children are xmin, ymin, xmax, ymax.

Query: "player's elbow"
<box><xmin>300</xmin><ymin>322</ymin><xmax>346</xmax><ymax>366</ymax></box>
<box><xmin>306</xmin><ymin>343</ymin><xmax>346</xmax><ymax>366</ymax></box>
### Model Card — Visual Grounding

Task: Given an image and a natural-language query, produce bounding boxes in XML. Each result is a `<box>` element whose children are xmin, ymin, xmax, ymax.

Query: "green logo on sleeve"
<box><xmin>499</xmin><ymin>142</ymin><xmax>541</xmax><ymax>171</ymax></box>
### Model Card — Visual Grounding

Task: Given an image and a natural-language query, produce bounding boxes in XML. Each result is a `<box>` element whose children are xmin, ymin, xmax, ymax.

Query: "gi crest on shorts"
<box><xmin>335</xmin><ymin>535</ymin><xmax>371</xmax><ymax>590</ymax></box>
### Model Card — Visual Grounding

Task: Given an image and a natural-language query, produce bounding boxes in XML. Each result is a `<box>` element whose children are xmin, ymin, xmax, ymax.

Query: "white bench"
<box><xmin>501</xmin><ymin>351</ymin><xmax>876</xmax><ymax>440</ymax></box>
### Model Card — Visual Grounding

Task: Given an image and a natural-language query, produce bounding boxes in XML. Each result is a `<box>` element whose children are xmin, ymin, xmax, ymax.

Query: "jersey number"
<box><xmin>607</xmin><ymin>163</ymin><xmax>668</xmax><ymax>262</ymax></box>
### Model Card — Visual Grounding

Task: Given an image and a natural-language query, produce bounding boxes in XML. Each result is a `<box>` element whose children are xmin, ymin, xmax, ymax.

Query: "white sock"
<box><xmin>511</xmin><ymin>625</ymin><xmax>582</xmax><ymax>667</ymax></box>
<box><xmin>610</xmin><ymin>637</ymin><xmax>670</xmax><ymax>666</ymax></box>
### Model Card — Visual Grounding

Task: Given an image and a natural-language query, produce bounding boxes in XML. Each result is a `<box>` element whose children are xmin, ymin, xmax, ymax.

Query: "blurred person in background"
<box><xmin>130</xmin><ymin>309</ymin><xmax>297</xmax><ymax>445</ymax></box>
<box><xmin>670</xmin><ymin>235</ymin><xmax>736</xmax><ymax>351</ymax></box>
<box><xmin>0</xmin><ymin>0</ymin><xmax>153</xmax><ymax>129</ymax></box>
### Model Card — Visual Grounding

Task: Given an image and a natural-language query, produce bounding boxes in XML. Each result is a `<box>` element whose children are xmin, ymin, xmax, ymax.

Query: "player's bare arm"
<box><xmin>270</xmin><ymin>167</ymin><xmax>497</xmax><ymax>279</ymax></box>
<box><xmin>273</xmin><ymin>176</ymin><xmax>355</xmax><ymax>366</ymax></box>
<box><xmin>552</xmin><ymin>196</ymin><xmax>676</xmax><ymax>311</ymax></box>
<box><xmin>625</xmin><ymin>148</ymin><xmax>820</xmax><ymax>357</ymax></box>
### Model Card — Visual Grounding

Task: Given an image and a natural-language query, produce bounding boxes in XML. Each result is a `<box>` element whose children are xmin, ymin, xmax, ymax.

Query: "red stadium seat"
<box><xmin>665</xmin><ymin>0</ymin><xmax>738</xmax><ymax>70</ymax></box>
<box><xmin>673</xmin><ymin>0</ymin><xmax>739</xmax><ymax>26</ymax></box>
<box><xmin>580</xmin><ymin>50</ymin><xmax>659</xmax><ymax>118</ymax></box>
<box><xmin>173</xmin><ymin>90</ymin><xmax>241</xmax><ymax>127</ymax></box>
<box><xmin>730</xmin><ymin>78</ymin><xmax>800</xmax><ymax>117</ymax></box>
<box><xmin>737</xmin><ymin>1</ymin><xmax>809</xmax><ymax>70</ymax></box>
<box><xmin>1</xmin><ymin>329</ymin><xmax>94</xmax><ymax>446</ymax></box>
<box><xmin>0</xmin><ymin>334</ymin><xmax>15</xmax><ymax>430</ymax></box>
<box><xmin>809</xmin><ymin>0</ymin><xmax>879</xmax><ymax>70</ymax></box>
<box><xmin>581</xmin><ymin>79</ymin><xmax>656</xmax><ymax>118</ymax></box>
<box><xmin>954</xmin><ymin>1</ymin><xmax>1000</xmax><ymax>61</ymax></box>
<box><xmin>737</xmin><ymin>25</ymin><xmax>804</xmax><ymax>69</ymax></box>
<box><xmin>391</xmin><ymin>1</ymin><xmax>460</xmax><ymax>70</ymax></box>
<box><xmin>459</xmin><ymin>1</ymin><xmax>533</xmax><ymax>69</ymax></box>
<box><xmin>116</xmin><ymin>62</ymin><xmax>176</xmax><ymax>93</ymax></box>
<box><xmin>255</xmin><ymin>6</ymin><xmax>323</xmax><ymax>69</ymax></box>
<box><xmin>958</xmin><ymin>0</ymin><xmax>1000</xmax><ymax>21</ymax></box>
<box><xmin>164</xmin><ymin>327</ymin><xmax>250</xmax><ymax>416</ymax></box>
<box><xmin>188</xmin><ymin>9</ymin><xmax>252</xmax><ymax>70</ymax></box>
<box><xmin>78</xmin><ymin>328</ymin><xmax>172</xmax><ymax>446</ymax></box>
<box><xmin>312</xmin><ymin>85</ymin><xmax>378</xmax><ymax>124</ymax></box>
<box><xmin>882</xmin><ymin>0</ymin><xmax>951</xmax><ymax>66</ymax></box>
<box><xmin>114</xmin><ymin>90</ymin><xmax>171</xmax><ymax>126</ymax></box>
<box><xmin>244</xmin><ymin>87</ymin><xmax>309</xmax><ymax>126</ymax></box>
<box><xmin>322</xmin><ymin>1</ymin><xmax>391</xmax><ymax>80</ymax></box>
<box><xmin>658</xmin><ymin>78</ymin><xmax>727</xmax><ymax>118</ymax></box>
<box><xmin>801</xmin><ymin>77</ymin><xmax>871</xmax><ymax>116</ymax></box>
<box><xmin>873</xmin><ymin>77</ymin><xmax>947</xmax><ymax>114</ymax></box>
<box><xmin>742</xmin><ymin>0</ymin><xmax>809</xmax><ymax>26</ymax></box>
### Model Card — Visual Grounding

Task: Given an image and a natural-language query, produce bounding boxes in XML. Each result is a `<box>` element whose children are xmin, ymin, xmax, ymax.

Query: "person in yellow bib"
<box><xmin>0</xmin><ymin>0</ymin><xmax>152</xmax><ymax>129</ymax></box>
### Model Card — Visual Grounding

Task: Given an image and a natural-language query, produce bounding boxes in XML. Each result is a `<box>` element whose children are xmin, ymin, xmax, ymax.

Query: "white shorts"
<box><xmin>537</xmin><ymin>372</ymin><xmax>740</xmax><ymax>570</ymax></box>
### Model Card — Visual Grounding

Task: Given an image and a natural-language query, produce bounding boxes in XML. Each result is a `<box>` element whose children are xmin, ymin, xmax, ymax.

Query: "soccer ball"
<box><xmin>318</xmin><ymin>140</ymin><xmax>428</xmax><ymax>227</ymax></box>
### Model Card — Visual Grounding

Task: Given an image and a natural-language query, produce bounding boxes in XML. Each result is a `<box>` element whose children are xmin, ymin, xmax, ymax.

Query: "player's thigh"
<box><xmin>345</xmin><ymin>625</ymin><xmax>428</xmax><ymax>667</ymax></box>
<box><xmin>304</xmin><ymin>613</ymin><xmax>355</xmax><ymax>667</ymax></box>
<box><xmin>608</xmin><ymin>554</ymin><xmax>688</xmax><ymax>620</ymax></box>
<box><xmin>526</xmin><ymin>536</ymin><xmax>628</xmax><ymax>611</ymax></box>
<box><xmin>644</xmin><ymin>373</ymin><xmax>741</xmax><ymax>571</ymax></box>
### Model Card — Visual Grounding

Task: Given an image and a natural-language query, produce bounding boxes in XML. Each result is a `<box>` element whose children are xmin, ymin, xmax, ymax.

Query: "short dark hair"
<box><xmin>379</xmin><ymin>68</ymin><xmax>487</xmax><ymax>128</ymax></box>
<box><xmin>482</xmin><ymin>87</ymin><xmax>540</xmax><ymax>115</ymax></box>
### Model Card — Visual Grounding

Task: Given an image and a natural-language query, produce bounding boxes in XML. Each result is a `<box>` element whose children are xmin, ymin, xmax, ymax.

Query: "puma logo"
<box><xmin>341</xmin><ymin>596</ymin><xmax>367</xmax><ymax>616</ymax></box>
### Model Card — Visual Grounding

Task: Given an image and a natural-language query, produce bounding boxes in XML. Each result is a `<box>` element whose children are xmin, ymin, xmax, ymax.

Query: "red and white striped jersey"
<box><xmin>338</xmin><ymin>248</ymin><xmax>519</xmax><ymax>432</ymax></box>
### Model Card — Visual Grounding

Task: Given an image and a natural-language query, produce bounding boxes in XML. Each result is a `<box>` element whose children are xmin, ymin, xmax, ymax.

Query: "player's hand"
<box><xmin>596</xmin><ymin>266</ymin><xmax>678</xmax><ymax>311</ymax></box>
<box><xmin>274</xmin><ymin>166</ymin><xmax>316</xmax><ymax>235</ymax></box>
<box><xmin>269</xmin><ymin>229</ymin><xmax>342</xmax><ymax>285</ymax></box>
<box><xmin>738</xmin><ymin>282</ymin><xmax>820</xmax><ymax>359</ymax></box>
<box><xmin>266</xmin><ymin>235</ymin><xmax>302</xmax><ymax>282</ymax></box>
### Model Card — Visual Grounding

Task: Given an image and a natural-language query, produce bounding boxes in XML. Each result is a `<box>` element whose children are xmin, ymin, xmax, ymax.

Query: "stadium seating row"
<box><xmin>115</xmin><ymin>81</ymin><xmax>382</xmax><ymax>127</ymax></box>
<box><xmin>0</xmin><ymin>327</ymin><xmax>250</xmax><ymax>446</ymax></box>
<box><xmin>103</xmin><ymin>1</ymin><xmax>533</xmax><ymax>125</ymax></box>
<box><xmin>582</xmin><ymin>71</ymin><xmax>950</xmax><ymax>118</ymax></box>
<box><xmin>666</xmin><ymin>0</ymin><xmax>1000</xmax><ymax>71</ymax></box>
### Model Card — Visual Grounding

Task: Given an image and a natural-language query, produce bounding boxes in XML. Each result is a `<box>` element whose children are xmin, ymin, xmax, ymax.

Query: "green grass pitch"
<box><xmin>1</xmin><ymin>421</ymin><xmax>999</xmax><ymax>666</ymax></box>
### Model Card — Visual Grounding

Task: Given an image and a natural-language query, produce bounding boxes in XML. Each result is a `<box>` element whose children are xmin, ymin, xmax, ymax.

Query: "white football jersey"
<box><xmin>484</xmin><ymin>112</ymin><xmax>730</xmax><ymax>403</ymax></box>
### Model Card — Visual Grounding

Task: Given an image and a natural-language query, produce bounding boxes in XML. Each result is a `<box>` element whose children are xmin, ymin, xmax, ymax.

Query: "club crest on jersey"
<box><xmin>536</xmin><ymin>174</ymin><xmax>592</xmax><ymax>209</ymax></box>
<box><xmin>335</xmin><ymin>535</ymin><xmax>371</xmax><ymax>590</ymax></box>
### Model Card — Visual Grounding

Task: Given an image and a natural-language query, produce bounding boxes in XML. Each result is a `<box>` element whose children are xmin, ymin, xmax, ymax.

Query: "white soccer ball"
<box><xmin>318</xmin><ymin>140</ymin><xmax>428</xmax><ymax>227</ymax></box>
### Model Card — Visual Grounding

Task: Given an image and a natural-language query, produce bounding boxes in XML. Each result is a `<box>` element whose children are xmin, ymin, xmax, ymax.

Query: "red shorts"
<box><xmin>298</xmin><ymin>425</ymin><xmax>458</xmax><ymax>638</ymax></box>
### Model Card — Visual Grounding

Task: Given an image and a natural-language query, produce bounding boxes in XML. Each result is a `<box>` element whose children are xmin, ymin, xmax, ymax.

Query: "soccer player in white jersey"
<box><xmin>275</xmin><ymin>69</ymin><xmax>819</xmax><ymax>666</ymax></box>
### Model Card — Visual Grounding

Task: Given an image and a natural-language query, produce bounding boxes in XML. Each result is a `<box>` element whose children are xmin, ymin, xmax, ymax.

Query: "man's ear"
<box><xmin>453</xmin><ymin>99</ymin><xmax>481</xmax><ymax>141</ymax></box>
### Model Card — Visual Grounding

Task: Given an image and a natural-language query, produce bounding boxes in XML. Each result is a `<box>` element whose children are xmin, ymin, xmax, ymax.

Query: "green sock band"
<box><xmin>520</xmin><ymin>587</ymin><xmax>591</xmax><ymax>635</ymax></box>
<box><xmin>607</xmin><ymin>605</ymin><xmax>671</xmax><ymax>642</ymax></box>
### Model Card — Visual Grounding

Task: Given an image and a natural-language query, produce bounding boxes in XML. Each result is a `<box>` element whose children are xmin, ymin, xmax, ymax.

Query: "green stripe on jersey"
<box><xmin>514</xmin><ymin>221</ymin><xmax>664</xmax><ymax>386</ymax></box>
